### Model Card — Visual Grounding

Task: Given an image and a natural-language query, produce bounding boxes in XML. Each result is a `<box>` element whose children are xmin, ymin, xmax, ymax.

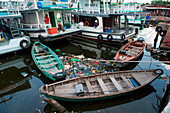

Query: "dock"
<box><xmin>160</xmin><ymin>27</ymin><xmax>170</xmax><ymax>50</ymax></box>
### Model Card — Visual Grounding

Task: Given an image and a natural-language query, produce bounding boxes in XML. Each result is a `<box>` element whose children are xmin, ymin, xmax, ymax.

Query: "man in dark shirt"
<box><xmin>57</xmin><ymin>22</ymin><xmax>65</xmax><ymax>32</ymax></box>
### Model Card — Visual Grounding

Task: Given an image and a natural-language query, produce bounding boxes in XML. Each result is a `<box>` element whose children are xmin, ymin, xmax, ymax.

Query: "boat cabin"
<box><xmin>71</xmin><ymin>0</ymin><xmax>138</xmax><ymax>43</ymax></box>
<box><xmin>0</xmin><ymin>7</ymin><xmax>31</xmax><ymax>55</ymax></box>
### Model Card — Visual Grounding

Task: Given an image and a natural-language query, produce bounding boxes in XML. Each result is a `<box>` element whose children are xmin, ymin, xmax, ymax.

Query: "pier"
<box><xmin>160</xmin><ymin>27</ymin><xmax>170</xmax><ymax>50</ymax></box>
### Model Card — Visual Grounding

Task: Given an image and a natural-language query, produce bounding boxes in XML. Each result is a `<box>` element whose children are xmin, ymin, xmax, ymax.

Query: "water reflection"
<box><xmin>0</xmin><ymin>63</ymin><xmax>32</xmax><ymax>106</ymax></box>
<box><xmin>0</xmin><ymin>36</ymin><xmax>169</xmax><ymax>113</ymax></box>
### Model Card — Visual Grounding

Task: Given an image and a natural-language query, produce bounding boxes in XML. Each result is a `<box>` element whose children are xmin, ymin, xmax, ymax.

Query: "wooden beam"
<box><xmin>85</xmin><ymin>80</ymin><xmax>94</xmax><ymax>93</ymax></box>
<box><xmin>120</xmin><ymin>75</ymin><xmax>134</xmax><ymax>88</ymax></box>
<box><xmin>109</xmin><ymin>76</ymin><xmax>123</xmax><ymax>91</ymax></box>
<box><xmin>97</xmin><ymin>78</ymin><xmax>110</xmax><ymax>94</ymax></box>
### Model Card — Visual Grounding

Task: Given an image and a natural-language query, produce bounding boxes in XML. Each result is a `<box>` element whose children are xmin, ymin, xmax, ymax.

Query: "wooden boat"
<box><xmin>31</xmin><ymin>42</ymin><xmax>66</xmax><ymax>81</ymax></box>
<box><xmin>115</xmin><ymin>38</ymin><xmax>145</xmax><ymax>67</ymax></box>
<box><xmin>39</xmin><ymin>69</ymin><xmax>163</xmax><ymax>102</ymax></box>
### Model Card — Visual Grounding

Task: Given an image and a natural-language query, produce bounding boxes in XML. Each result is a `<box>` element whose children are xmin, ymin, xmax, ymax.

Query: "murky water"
<box><xmin>0</xmin><ymin>27</ymin><xmax>169</xmax><ymax>113</ymax></box>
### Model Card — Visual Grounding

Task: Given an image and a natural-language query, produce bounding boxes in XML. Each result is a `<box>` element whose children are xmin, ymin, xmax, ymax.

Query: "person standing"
<box><xmin>44</xmin><ymin>14</ymin><xmax>49</xmax><ymax>24</ymax></box>
<box><xmin>94</xmin><ymin>20</ymin><xmax>99</xmax><ymax>28</ymax></box>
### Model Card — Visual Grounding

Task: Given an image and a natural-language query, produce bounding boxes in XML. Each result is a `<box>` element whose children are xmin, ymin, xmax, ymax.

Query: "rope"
<box><xmin>138</xmin><ymin>27</ymin><xmax>155</xmax><ymax>36</ymax></box>
<box><xmin>86</xmin><ymin>59</ymin><xmax>170</xmax><ymax>63</ymax></box>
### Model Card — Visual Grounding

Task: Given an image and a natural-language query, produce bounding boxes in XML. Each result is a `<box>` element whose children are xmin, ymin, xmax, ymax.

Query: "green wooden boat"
<box><xmin>39</xmin><ymin>69</ymin><xmax>163</xmax><ymax>102</ymax></box>
<box><xmin>31</xmin><ymin>42</ymin><xmax>66</xmax><ymax>81</ymax></box>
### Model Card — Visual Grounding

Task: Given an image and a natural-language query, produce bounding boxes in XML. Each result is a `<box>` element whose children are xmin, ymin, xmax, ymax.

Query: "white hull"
<box><xmin>0</xmin><ymin>36</ymin><xmax>31</xmax><ymax>55</ymax></box>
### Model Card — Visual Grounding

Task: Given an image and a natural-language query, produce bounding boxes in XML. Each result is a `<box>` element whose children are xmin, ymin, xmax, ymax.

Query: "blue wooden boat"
<box><xmin>31</xmin><ymin>42</ymin><xmax>66</xmax><ymax>81</ymax></box>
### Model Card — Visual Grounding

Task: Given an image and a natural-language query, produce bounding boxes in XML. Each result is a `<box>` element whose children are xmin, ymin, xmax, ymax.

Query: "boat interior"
<box><xmin>33</xmin><ymin>43</ymin><xmax>63</xmax><ymax>75</ymax></box>
<box><xmin>42</xmin><ymin>70</ymin><xmax>155</xmax><ymax>98</ymax></box>
<box><xmin>118</xmin><ymin>40</ymin><xmax>144</xmax><ymax>60</ymax></box>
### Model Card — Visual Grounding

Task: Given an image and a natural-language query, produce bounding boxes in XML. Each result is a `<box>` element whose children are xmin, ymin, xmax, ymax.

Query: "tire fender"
<box><xmin>38</xmin><ymin>35</ymin><xmax>44</xmax><ymax>42</ymax></box>
<box><xmin>154</xmin><ymin>69</ymin><xmax>163</xmax><ymax>75</ymax></box>
<box><xmin>107</xmin><ymin>34</ymin><xmax>113</xmax><ymax>41</ymax></box>
<box><xmin>97</xmin><ymin>34</ymin><xmax>103</xmax><ymax>41</ymax></box>
<box><xmin>121</xmin><ymin>33</ymin><xmax>126</xmax><ymax>40</ymax></box>
<box><xmin>20</xmin><ymin>40</ymin><xmax>30</xmax><ymax>49</ymax></box>
<box><xmin>160</xmin><ymin>30</ymin><xmax>167</xmax><ymax>37</ymax></box>
<box><xmin>156</xmin><ymin>26</ymin><xmax>162</xmax><ymax>32</ymax></box>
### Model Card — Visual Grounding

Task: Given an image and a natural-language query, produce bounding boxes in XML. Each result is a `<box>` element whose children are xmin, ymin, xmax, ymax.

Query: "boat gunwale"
<box><xmin>40</xmin><ymin>70</ymin><xmax>159</xmax><ymax>101</ymax></box>
<box><xmin>115</xmin><ymin>40</ymin><xmax>145</xmax><ymax>63</ymax></box>
<box><xmin>31</xmin><ymin>42</ymin><xmax>65</xmax><ymax>81</ymax></box>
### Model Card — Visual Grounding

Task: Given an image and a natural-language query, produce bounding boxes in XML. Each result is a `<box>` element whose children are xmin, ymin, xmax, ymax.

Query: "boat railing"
<box><xmin>0</xmin><ymin>0</ymin><xmax>37</xmax><ymax>11</ymax></box>
<box><xmin>75</xmin><ymin>5</ymin><xmax>142</xmax><ymax>14</ymax></box>
<box><xmin>19</xmin><ymin>24</ymin><xmax>51</xmax><ymax>29</ymax></box>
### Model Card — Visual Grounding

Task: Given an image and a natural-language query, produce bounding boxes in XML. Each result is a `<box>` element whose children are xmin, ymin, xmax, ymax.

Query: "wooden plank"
<box><xmin>37</xmin><ymin>58</ymin><xmax>55</xmax><ymax>63</ymax></box>
<box><xmin>40</xmin><ymin>62</ymin><xmax>58</xmax><ymax>68</ymax></box>
<box><xmin>36</xmin><ymin>55</ymin><xmax>53</xmax><ymax>59</ymax></box>
<box><xmin>109</xmin><ymin>76</ymin><xmax>123</xmax><ymax>91</ymax></box>
<box><xmin>120</xmin><ymin>75</ymin><xmax>134</xmax><ymax>88</ymax></box>
<box><xmin>97</xmin><ymin>78</ymin><xmax>110</xmax><ymax>94</ymax></box>
<box><xmin>34</xmin><ymin>52</ymin><xmax>50</xmax><ymax>55</ymax></box>
<box><xmin>85</xmin><ymin>80</ymin><xmax>94</xmax><ymax>93</ymax></box>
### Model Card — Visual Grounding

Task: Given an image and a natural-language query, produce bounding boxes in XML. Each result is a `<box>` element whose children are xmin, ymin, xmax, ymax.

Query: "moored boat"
<box><xmin>39</xmin><ymin>69</ymin><xmax>163</xmax><ymax>102</ymax></box>
<box><xmin>31</xmin><ymin>42</ymin><xmax>66</xmax><ymax>81</ymax></box>
<box><xmin>114</xmin><ymin>38</ymin><xmax>145</xmax><ymax>67</ymax></box>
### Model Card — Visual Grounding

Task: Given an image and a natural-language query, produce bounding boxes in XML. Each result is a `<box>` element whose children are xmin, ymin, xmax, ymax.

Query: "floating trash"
<box><xmin>56</xmin><ymin>52</ymin><xmax>115</xmax><ymax>79</ymax></box>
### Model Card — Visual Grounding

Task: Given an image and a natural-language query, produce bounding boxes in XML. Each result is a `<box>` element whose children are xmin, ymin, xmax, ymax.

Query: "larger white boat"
<box><xmin>0</xmin><ymin>6</ymin><xmax>31</xmax><ymax>55</ymax></box>
<box><xmin>69</xmin><ymin>0</ymin><xmax>140</xmax><ymax>44</ymax></box>
<box><xmin>0</xmin><ymin>0</ymin><xmax>81</xmax><ymax>42</ymax></box>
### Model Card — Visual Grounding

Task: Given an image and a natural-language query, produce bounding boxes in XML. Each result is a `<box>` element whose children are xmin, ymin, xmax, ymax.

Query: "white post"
<box><xmin>89</xmin><ymin>0</ymin><xmax>91</xmax><ymax>13</ymax></box>
<box><xmin>33</xmin><ymin>0</ymin><xmax>37</xmax><ymax>9</ymax></box>
<box><xmin>36</xmin><ymin>11</ymin><xmax>40</xmax><ymax>28</ymax></box>
<box><xmin>106</xmin><ymin>0</ymin><xmax>108</xmax><ymax>13</ymax></box>
<box><xmin>122</xmin><ymin>0</ymin><xmax>124</xmax><ymax>13</ymax></box>
<box><xmin>69</xmin><ymin>10</ymin><xmax>71</xmax><ymax>26</ymax></box>
<box><xmin>103</xmin><ymin>0</ymin><xmax>106</xmax><ymax>14</ymax></box>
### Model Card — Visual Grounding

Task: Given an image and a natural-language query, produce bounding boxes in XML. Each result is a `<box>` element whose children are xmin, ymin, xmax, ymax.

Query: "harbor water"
<box><xmin>0</xmin><ymin>27</ymin><xmax>169</xmax><ymax>113</ymax></box>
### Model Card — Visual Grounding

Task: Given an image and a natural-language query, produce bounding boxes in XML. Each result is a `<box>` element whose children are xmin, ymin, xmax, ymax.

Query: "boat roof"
<box><xmin>145</xmin><ymin>7</ymin><xmax>170</xmax><ymax>10</ymax></box>
<box><xmin>0</xmin><ymin>14</ymin><xmax>22</xmax><ymax>19</ymax></box>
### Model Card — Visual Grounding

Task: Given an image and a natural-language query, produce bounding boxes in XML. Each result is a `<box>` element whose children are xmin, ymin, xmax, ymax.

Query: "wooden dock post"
<box><xmin>43</xmin><ymin>98</ymin><xmax>67</xmax><ymax>113</ymax></box>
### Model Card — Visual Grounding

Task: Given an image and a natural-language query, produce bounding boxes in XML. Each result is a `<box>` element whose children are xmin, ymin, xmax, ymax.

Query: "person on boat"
<box><xmin>94</xmin><ymin>20</ymin><xmax>99</xmax><ymax>28</ymax></box>
<box><xmin>78</xmin><ymin>22</ymin><xmax>84</xmax><ymax>29</ymax></box>
<box><xmin>44</xmin><ymin>14</ymin><xmax>49</xmax><ymax>24</ymax></box>
<box><xmin>57</xmin><ymin>22</ymin><xmax>65</xmax><ymax>32</ymax></box>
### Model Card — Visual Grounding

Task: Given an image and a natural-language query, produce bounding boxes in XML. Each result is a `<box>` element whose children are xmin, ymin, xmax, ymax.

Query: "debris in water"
<box><xmin>35</xmin><ymin>108</ymin><xmax>41</xmax><ymax>113</ymax></box>
<box><xmin>41</xmin><ymin>101</ymin><xmax>45</xmax><ymax>103</ymax></box>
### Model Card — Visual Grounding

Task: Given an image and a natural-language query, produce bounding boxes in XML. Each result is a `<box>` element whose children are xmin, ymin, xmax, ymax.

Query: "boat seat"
<box><xmin>37</xmin><ymin>58</ymin><xmax>56</xmax><ymax>63</ymax></box>
<box><xmin>34</xmin><ymin>52</ymin><xmax>50</xmax><ymax>56</ymax></box>
<box><xmin>40</xmin><ymin>62</ymin><xmax>58</xmax><ymax>68</ymax></box>
<box><xmin>109</xmin><ymin>76</ymin><xmax>123</xmax><ymax>91</ymax></box>
<box><xmin>35</xmin><ymin>46</ymin><xmax>44</xmax><ymax>53</ymax></box>
<box><xmin>36</xmin><ymin>55</ymin><xmax>53</xmax><ymax>59</ymax></box>
<box><xmin>45</xmin><ymin>68</ymin><xmax>63</xmax><ymax>75</ymax></box>
<box><xmin>85</xmin><ymin>80</ymin><xmax>94</xmax><ymax>93</ymax></box>
<box><xmin>97</xmin><ymin>78</ymin><xmax>110</xmax><ymax>94</ymax></box>
<box><xmin>120</xmin><ymin>75</ymin><xmax>134</xmax><ymax>88</ymax></box>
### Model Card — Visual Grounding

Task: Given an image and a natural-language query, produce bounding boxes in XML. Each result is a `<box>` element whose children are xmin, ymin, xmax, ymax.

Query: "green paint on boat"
<box><xmin>31</xmin><ymin>42</ymin><xmax>65</xmax><ymax>81</ymax></box>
